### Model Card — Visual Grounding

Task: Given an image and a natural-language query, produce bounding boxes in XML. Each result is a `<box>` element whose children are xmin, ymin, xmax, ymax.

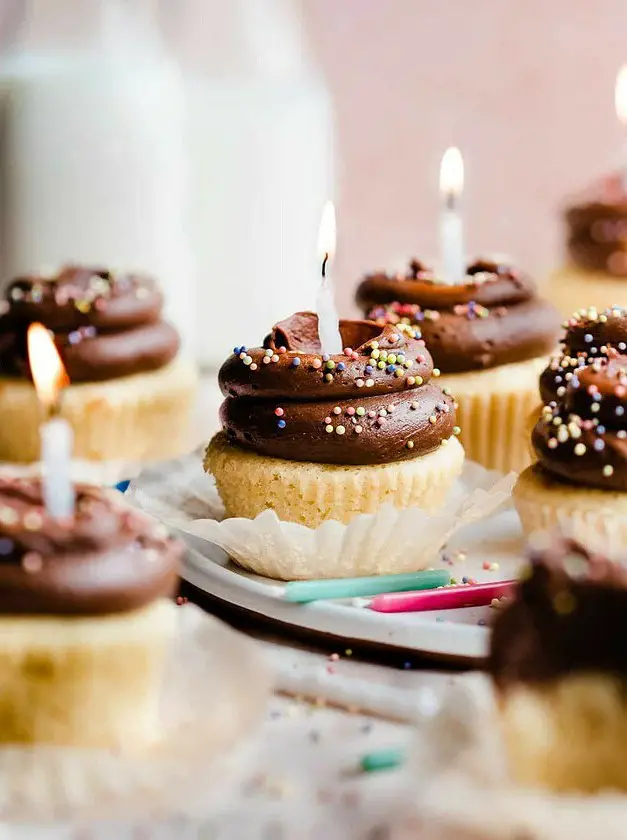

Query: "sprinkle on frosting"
<box><xmin>218</xmin><ymin>312</ymin><xmax>458</xmax><ymax>466</ymax></box>
<box><xmin>356</xmin><ymin>259</ymin><xmax>560</xmax><ymax>374</ymax></box>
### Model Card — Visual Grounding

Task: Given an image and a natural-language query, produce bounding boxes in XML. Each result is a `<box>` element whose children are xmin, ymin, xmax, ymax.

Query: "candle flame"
<box><xmin>317</xmin><ymin>201</ymin><xmax>337</xmax><ymax>265</ymax></box>
<box><xmin>27</xmin><ymin>323</ymin><xmax>69</xmax><ymax>410</ymax></box>
<box><xmin>616</xmin><ymin>65</ymin><xmax>627</xmax><ymax>125</ymax></box>
<box><xmin>439</xmin><ymin>147</ymin><xmax>464</xmax><ymax>196</ymax></box>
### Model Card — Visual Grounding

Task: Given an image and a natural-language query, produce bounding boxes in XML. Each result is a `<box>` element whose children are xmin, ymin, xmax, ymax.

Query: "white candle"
<box><xmin>40</xmin><ymin>418</ymin><xmax>75</xmax><ymax>519</ymax></box>
<box><xmin>27</xmin><ymin>323</ymin><xmax>75</xmax><ymax>519</ymax></box>
<box><xmin>615</xmin><ymin>65</ymin><xmax>627</xmax><ymax>190</ymax></box>
<box><xmin>439</xmin><ymin>146</ymin><xmax>466</xmax><ymax>285</ymax></box>
<box><xmin>316</xmin><ymin>201</ymin><xmax>343</xmax><ymax>355</ymax></box>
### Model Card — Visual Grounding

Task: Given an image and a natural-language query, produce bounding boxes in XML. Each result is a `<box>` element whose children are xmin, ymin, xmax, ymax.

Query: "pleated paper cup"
<box><xmin>205</xmin><ymin>430</ymin><xmax>465</xmax><ymax>527</ymax></box>
<box><xmin>439</xmin><ymin>357</ymin><xmax>548</xmax><ymax>474</ymax></box>
<box><xmin>0</xmin><ymin>356</ymin><xmax>198</xmax><ymax>465</ymax></box>
<box><xmin>513</xmin><ymin>464</ymin><xmax>627</xmax><ymax>556</ymax></box>
<box><xmin>0</xmin><ymin>605</ymin><xmax>270</xmax><ymax>822</ymax></box>
<box><xmin>128</xmin><ymin>449</ymin><xmax>516</xmax><ymax>581</ymax></box>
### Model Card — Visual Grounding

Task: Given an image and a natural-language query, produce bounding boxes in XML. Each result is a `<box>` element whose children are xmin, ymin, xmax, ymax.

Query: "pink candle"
<box><xmin>367</xmin><ymin>579</ymin><xmax>516</xmax><ymax>614</ymax></box>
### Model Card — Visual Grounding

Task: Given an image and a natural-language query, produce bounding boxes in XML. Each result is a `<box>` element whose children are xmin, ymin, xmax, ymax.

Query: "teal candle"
<box><xmin>283</xmin><ymin>568</ymin><xmax>449</xmax><ymax>603</ymax></box>
<box><xmin>360</xmin><ymin>747</ymin><xmax>405</xmax><ymax>773</ymax></box>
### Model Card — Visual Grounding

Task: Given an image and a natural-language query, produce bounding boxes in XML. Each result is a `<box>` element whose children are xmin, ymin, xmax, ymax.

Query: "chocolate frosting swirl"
<box><xmin>218</xmin><ymin>312</ymin><xmax>458</xmax><ymax>465</ymax></box>
<box><xmin>489</xmin><ymin>538</ymin><xmax>627</xmax><ymax>689</ymax></box>
<box><xmin>0</xmin><ymin>266</ymin><xmax>180</xmax><ymax>382</ymax></box>
<box><xmin>533</xmin><ymin>354</ymin><xmax>627</xmax><ymax>490</ymax></box>
<box><xmin>539</xmin><ymin>306</ymin><xmax>627</xmax><ymax>404</ymax></box>
<box><xmin>565</xmin><ymin>174</ymin><xmax>627</xmax><ymax>275</ymax></box>
<box><xmin>356</xmin><ymin>259</ymin><xmax>560</xmax><ymax>373</ymax></box>
<box><xmin>0</xmin><ymin>478</ymin><xmax>181</xmax><ymax>615</ymax></box>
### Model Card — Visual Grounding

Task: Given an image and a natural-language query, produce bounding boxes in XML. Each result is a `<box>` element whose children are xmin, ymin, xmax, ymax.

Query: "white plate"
<box><xmin>180</xmin><ymin>506</ymin><xmax>525</xmax><ymax>665</ymax></box>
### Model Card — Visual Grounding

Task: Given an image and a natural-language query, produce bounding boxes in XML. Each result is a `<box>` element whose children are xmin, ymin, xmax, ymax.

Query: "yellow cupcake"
<box><xmin>514</xmin><ymin>464</ymin><xmax>627</xmax><ymax>555</ymax></box>
<box><xmin>206</xmin><ymin>429</ymin><xmax>464</xmax><ymax>528</ymax></box>
<box><xmin>545</xmin><ymin>264</ymin><xmax>627</xmax><ymax>318</ymax></box>
<box><xmin>355</xmin><ymin>259</ymin><xmax>562</xmax><ymax>474</ymax></box>
<box><xmin>0</xmin><ymin>356</ymin><xmax>198</xmax><ymax>463</ymax></box>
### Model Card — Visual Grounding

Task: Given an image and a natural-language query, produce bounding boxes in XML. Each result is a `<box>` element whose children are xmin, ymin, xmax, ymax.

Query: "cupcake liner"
<box><xmin>439</xmin><ymin>357</ymin><xmax>548</xmax><ymax>474</ymax></box>
<box><xmin>0</xmin><ymin>605</ymin><xmax>271</xmax><ymax>822</ymax></box>
<box><xmin>205</xmin><ymin>431</ymin><xmax>465</xmax><ymax>528</ymax></box>
<box><xmin>514</xmin><ymin>466</ymin><xmax>627</xmax><ymax>558</ymax></box>
<box><xmin>127</xmin><ymin>448</ymin><xmax>515</xmax><ymax>580</ymax></box>
<box><xmin>0</xmin><ymin>356</ymin><xmax>198</xmax><ymax>472</ymax></box>
<box><xmin>393</xmin><ymin>676</ymin><xmax>627</xmax><ymax>840</ymax></box>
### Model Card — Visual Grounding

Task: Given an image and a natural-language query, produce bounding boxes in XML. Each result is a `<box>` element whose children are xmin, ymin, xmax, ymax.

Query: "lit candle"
<box><xmin>439</xmin><ymin>146</ymin><xmax>466</xmax><ymax>284</ymax></box>
<box><xmin>316</xmin><ymin>201</ymin><xmax>342</xmax><ymax>355</ymax></box>
<box><xmin>615</xmin><ymin>65</ymin><xmax>627</xmax><ymax>189</ymax></box>
<box><xmin>27</xmin><ymin>323</ymin><xmax>75</xmax><ymax>519</ymax></box>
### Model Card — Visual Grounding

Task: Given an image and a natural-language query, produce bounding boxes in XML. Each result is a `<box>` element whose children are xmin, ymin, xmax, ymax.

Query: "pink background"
<box><xmin>305</xmin><ymin>0</ymin><xmax>627</xmax><ymax>315</ymax></box>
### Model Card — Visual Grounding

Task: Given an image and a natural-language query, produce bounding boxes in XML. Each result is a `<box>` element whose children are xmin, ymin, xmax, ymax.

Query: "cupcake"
<box><xmin>489</xmin><ymin>536</ymin><xmax>627</xmax><ymax>793</ymax></box>
<box><xmin>546</xmin><ymin>174</ymin><xmax>627</xmax><ymax>316</ymax></box>
<box><xmin>515</xmin><ymin>309</ymin><xmax>627</xmax><ymax>552</ymax></box>
<box><xmin>0</xmin><ymin>266</ymin><xmax>198</xmax><ymax>463</ymax></box>
<box><xmin>205</xmin><ymin>311</ymin><xmax>464</xmax><ymax>532</ymax></box>
<box><xmin>0</xmin><ymin>477</ymin><xmax>182</xmax><ymax>747</ymax></box>
<box><xmin>356</xmin><ymin>259</ymin><xmax>561</xmax><ymax>473</ymax></box>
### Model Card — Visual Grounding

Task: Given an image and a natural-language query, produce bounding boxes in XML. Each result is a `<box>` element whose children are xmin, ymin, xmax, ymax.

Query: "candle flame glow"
<box><xmin>616</xmin><ymin>65</ymin><xmax>627</xmax><ymax>125</ymax></box>
<box><xmin>27</xmin><ymin>323</ymin><xmax>70</xmax><ymax>411</ymax></box>
<box><xmin>317</xmin><ymin>201</ymin><xmax>337</xmax><ymax>267</ymax></box>
<box><xmin>439</xmin><ymin>147</ymin><xmax>464</xmax><ymax>197</ymax></box>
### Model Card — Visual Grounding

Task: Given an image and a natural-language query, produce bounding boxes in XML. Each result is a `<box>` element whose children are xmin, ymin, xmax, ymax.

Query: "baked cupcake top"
<box><xmin>356</xmin><ymin>259</ymin><xmax>560</xmax><ymax>373</ymax></box>
<box><xmin>218</xmin><ymin>311</ymin><xmax>458</xmax><ymax>465</ymax></box>
<box><xmin>0</xmin><ymin>479</ymin><xmax>181</xmax><ymax>615</ymax></box>
<box><xmin>0</xmin><ymin>265</ymin><xmax>180</xmax><ymax>382</ymax></box>
<box><xmin>565</xmin><ymin>173</ymin><xmax>627</xmax><ymax>276</ymax></box>
<box><xmin>489</xmin><ymin>537</ymin><xmax>627</xmax><ymax>690</ymax></box>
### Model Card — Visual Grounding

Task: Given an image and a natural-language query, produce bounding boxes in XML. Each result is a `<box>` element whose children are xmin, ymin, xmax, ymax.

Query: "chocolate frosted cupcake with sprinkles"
<box><xmin>356</xmin><ymin>258</ymin><xmax>561</xmax><ymax>473</ymax></box>
<box><xmin>0</xmin><ymin>477</ymin><xmax>182</xmax><ymax>747</ymax></box>
<box><xmin>205</xmin><ymin>312</ymin><xmax>463</xmax><ymax>540</ymax></box>
<box><xmin>0</xmin><ymin>265</ymin><xmax>198</xmax><ymax>463</ymax></box>
<box><xmin>514</xmin><ymin>307</ymin><xmax>627</xmax><ymax>552</ymax></box>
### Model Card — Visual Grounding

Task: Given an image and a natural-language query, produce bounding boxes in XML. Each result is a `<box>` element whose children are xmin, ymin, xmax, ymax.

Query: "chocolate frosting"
<box><xmin>539</xmin><ymin>306</ymin><xmax>627</xmax><ymax>403</ymax></box>
<box><xmin>565</xmin><ymin>173</ymin><xmax>627</xmax><ymax>275</ymax></box>
<box><xmin>489</xmin><ymin>538</ymin><xmax>627</xmax><ymax>689</ymax></box>
<box><xmin>533</xmin><ymin>307</ymin><xmax>627</xmax><ymax>490</ymax></box>
<box><xmin>533</xmin><ymin>354</ymin><xmax>627</xmax><ymax>491</ymax></box>
<box><xmin>0</xmin><ymin>266</ymin><xmax>180</xmax><ymax>382</ymax></box>
<box><xmin>0</xmin><ymin>478</ymin><xmax>181</xmax><ymax>615</ymax></box>
<box><xmin>218</xmin><ymin>312</ymin><xmax>458</xmax><ymax>465</ymax></box>
<box><xmin>356</xmin><ymin>259</ymin><xmax>561</xmax><ymax>373</ymax></box>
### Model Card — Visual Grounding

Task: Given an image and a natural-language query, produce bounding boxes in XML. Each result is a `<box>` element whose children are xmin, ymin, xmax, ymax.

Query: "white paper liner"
<box><xmin>394</xmin><ymin>676</ymin><xmax>627</xmax><ymax>840</ymax></box>
<box><xmin>0</xmin><ymin>605</ymin><xmax>271</xmax><ymax>822</ymax></box>
<box><xmin>127</xmin><ymin>449</ymin><xmax>516</xmax><ymax>580</ymax></box>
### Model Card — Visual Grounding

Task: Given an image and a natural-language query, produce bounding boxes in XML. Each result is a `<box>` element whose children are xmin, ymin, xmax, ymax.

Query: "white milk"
<box><xmin>186</xmin><ymin>75</ymin><xmax>334</xmax><ymax>366</ymax></box>
<box><xmin>0</xmin><ymin>0</ymin><xmax>334</xmax><ymax>367</ymax></box>
<box><xmin>0</xmin><ymin>1</ymin><xmax>195</xmax><ymax>349</ymax></box>
<box><xmin>171</xmin><ymin>0</ymin><xmax>335</xmax><ymax>367</ymax></box>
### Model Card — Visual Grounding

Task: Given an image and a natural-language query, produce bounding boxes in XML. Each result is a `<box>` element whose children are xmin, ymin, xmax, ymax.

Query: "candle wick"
<box><xmin>444</xmin><ymin>191</ymin><xmax>457</xmax><ymax>212</ymax></box>
<box><xmin>321</xmin><ymin>252</ymin><xmax>329</xmax><ymax>280</ymax></box>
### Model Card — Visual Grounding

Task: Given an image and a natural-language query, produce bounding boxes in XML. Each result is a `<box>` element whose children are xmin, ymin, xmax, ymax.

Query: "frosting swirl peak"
<box><xmin>218</xmin><ymin>312</ymin><xmax>458</xmax><ymax>465</ymax></box>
